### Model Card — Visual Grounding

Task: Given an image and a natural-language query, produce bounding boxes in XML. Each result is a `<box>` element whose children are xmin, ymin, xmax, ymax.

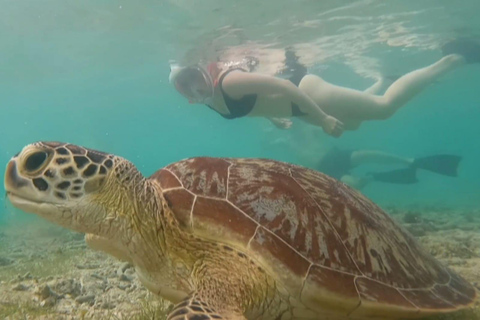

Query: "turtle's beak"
<box><xmin>5</xmin><ymin>155</ymin><xmax>74</xmax><ymax>229</ymax></box>
<box><xmin>4</xmin><ymin>152</ymin><xmax>57</xmax><ymax>212</ymax></box>
<box><xmin>5</xmin><ymin>159</ymin><xmax>29</xmax><ymax>193</ymax></box>
<box><xmin>4</xmin><ymin>157</ymin><xmax>43</xmax><ymax>207</ymax></box>
<box><xmin>5</xmin><ymin>159</ymin><xmax>40</xmax><ymax>212</ymax></box>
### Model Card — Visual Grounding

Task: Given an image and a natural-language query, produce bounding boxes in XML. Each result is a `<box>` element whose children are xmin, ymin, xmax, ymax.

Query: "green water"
<box><xmin>2</xmin><ymin>1</ymin><xmax>479</xmax><ymax>222</ymax></box>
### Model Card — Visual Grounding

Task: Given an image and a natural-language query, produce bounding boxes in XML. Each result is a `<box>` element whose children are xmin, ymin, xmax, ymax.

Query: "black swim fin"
<box><xmin>441</xmin><ymin>39</ymin><xmax>480</xmax><ymax>64</ymax></box>
<box><xmin>368</xmin><ymin>167</ymin><xmax>418</xmax><ymax>184</ymax></box>
<box><xmin>411</xmin><ymin>155</ymin><xmax>462</xmax><ymax>177</ymax></box>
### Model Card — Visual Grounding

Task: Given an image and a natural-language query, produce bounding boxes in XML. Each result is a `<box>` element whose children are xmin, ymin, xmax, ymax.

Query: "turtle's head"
<box><xmin>5</xmin><ymin>142</ymin><xmax>141</xmax><ymax>235</ymax></box>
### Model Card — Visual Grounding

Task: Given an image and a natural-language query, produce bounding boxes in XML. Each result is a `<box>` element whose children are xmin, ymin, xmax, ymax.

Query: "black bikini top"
<box><xmin>206</xmin><ymin>68</ymin><xmax>307</xmax><ymax>119</ymax></box>
<box><xmin>207</xmin><ymin>68</ymin><xmax>256</xmax><ymax>119</ymax></box>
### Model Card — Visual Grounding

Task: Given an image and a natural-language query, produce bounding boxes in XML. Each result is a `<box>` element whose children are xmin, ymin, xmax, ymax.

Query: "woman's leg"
<box><xmin>364</xmin><ymin>77</ymin><xmax>388</xmax><ymax>95</ymax></box>
<box><xmin>381</xmin><ymin>54</ymin><xmax>465</xmax><ymax>111</ymax></box>
<box><xmin>299</xmin><ymin>54</ymin><xmax>465</xmax><ymax>123</ymax></box>
<box><xmin>350</xmin><ymin>150</ymin><xmax>413</xmax><ymax>168</ymax></box>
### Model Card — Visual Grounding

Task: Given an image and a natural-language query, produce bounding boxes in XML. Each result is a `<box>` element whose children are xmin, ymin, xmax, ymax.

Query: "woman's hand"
<box><xmin>323</xmin><ymin>116</ymin><xmax>344</xmax><ymax>137</ymax></box>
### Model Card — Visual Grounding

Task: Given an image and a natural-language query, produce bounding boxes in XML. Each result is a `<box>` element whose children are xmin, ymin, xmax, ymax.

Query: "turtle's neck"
<box><xmin>103</xmin><ymin>162</ymin><xmax>193</xmax><ymax>269</ymax></box>
<box><xmin>114</xmin><ymin>170</ymin><xmax>198</xmax><ymax>300</ymax></box>
<box><xmin>87</xmin><ymin>159</ymin><xmax>165</xmax><ymax>254</ymax></box>
<box><xmin>126</xmin><ymin>177</ymin><xmax>198</xmax><ymax>269</ymax></box>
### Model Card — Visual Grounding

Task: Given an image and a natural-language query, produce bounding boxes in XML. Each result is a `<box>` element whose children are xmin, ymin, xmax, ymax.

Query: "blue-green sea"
<box><xmin>0</xmin><ymin>0</ymin><xmax>479</xmax><ymax>318</ymax></box>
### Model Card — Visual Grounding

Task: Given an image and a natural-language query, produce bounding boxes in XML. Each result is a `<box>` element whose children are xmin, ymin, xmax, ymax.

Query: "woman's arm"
<box><xmin>222</xmin><ymin>71</ymin><xmax>343</xmax><ymax>137</ymax></box>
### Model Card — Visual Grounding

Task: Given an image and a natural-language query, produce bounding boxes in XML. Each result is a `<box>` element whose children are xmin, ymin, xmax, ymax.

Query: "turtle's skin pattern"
<box><xmin>153</xmin><ymin>157</ymin><xmax>476</xmax><ymax>318</ymax></box>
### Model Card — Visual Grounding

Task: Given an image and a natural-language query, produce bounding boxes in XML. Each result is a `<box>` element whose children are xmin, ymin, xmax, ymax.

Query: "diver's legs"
<box><xmin>340</xmin><ymin>174</ymin><xmax>373</xmax><ymax>190</ymax></box>
<box><xmin>350</xmin><ymin>150</ymin><xmax>413</xmax><ymax>168</ymax></box>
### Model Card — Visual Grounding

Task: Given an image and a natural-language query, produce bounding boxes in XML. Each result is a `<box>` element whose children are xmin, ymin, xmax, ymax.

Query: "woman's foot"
<box><xmin>442</xmin><ymin>39</ymin><xmax>480</xmax><ymax>64</ymax></box>
<box><xmin>442</xmin><ymin>53</ymin><xmax>467</xmax><ymax>66</ymax></box>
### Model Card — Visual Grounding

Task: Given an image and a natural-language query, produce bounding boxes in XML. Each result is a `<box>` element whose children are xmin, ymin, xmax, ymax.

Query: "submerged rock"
<box><xmin>119</xmin><ymin>274</ymin><xmax>132</xmax><ymax>282</ymax></box>
<box><xmin>53</xmin><ymin>278</ymin><xmax>82</xmax><ymax>297</ymax></box>
<box><xmin>40</xmin><ymin>296</ymin><xmax>57</xmax><ymax>307</ymax></box>
<box><xmin>37</xmin><ymin>284</ymin><xmax>61</xmax><ymax>300</ymax></box>
<box><xmin>0</xmin><ymin>256</ymin><xmax>14</xmax><ymax>266</ymax></box>
<box><xmin>101</xmin><ymin>301</ymin><xmax>116</xmax><ymax>309</ymax></box>
<box><xmin>75</xmin><ymin>294</ymin><xmax>96</xmax><ymax>304</ymax></box>
<box><xmin>76</xmin><ymin>264</ymin><xmax>100</xmax><ymax>270</ymax></box>
<box><xmin>12</xmin><ymin>283</ymin><xmax>30</xmax><ymax>291</ymax></box>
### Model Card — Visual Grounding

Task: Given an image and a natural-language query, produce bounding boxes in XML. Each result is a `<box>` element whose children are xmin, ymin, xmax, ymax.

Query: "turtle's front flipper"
<box><xmin>167</xmin><ymin>294</ymin><xmax>244</xmax><ymax>320</ymax></box>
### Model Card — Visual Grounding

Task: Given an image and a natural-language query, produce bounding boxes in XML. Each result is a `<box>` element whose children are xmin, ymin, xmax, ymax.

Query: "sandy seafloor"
<box><xmin>0</xmin><ymin>206</ymin><xmax>479</xmax><ymax>320</ymax></box>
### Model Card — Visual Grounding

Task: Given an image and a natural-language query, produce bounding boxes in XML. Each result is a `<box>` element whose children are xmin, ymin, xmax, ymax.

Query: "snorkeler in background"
<box><xmin>168</xmin><ymin>39</ymin><xmax>480</xmax><ymax>137</ymax></box>
<box><xmin>317</xmin><ymin>148</ymin><xmax>462</xmax><ymax>190</ymax></box>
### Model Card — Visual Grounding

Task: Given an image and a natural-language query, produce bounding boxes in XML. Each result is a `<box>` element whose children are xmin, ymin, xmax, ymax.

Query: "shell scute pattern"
<box><xmin>227</xmin><ymin>159</ymin><xmax>359</xmax><ymax>274</ymax></box>
<box><xmin>354</xmin><ymin>277</ymin><xmax>415</xmax><ymax>308</ymax></box>
<box><xmin>153</xmin><ymin>157</ymin><xmax>476</xmax><ymax>312</ymax></box>
<box><xmin>163</xmin><ymin>188</ymin><xmax>196</xmax><ymax>228</ymax></box>
<box><xmin>448</xmin><ymin>271</ymin><xmax>477</xmax><ymax>299</ymax></box>
<box><xmin>153</xmin><ymin>169</ymin><xmax>182</xmax><ymax>189</ymax></box>
<box><xmin>162</xmin><ymin>158</ymin><xmax>230</xmax><ymax>198</ymax></box>
<box><xmin>431</xmin><ymin>282</ymin><xmax>474</xmax><ymax>306</ymax></box>
<box><xmin>290</xmin><ymin>167</ymin><xmax>450</xmax><ymax>289</ymax></box>
<box><xmin>192</xmin><ymin>197</ymin><xmax>258</xmax><ymax>246</ymax></box>
<box><xmin>399</xmin><ymin>288</ymin><xmax>454</xmax><ymax>310</ymax></box>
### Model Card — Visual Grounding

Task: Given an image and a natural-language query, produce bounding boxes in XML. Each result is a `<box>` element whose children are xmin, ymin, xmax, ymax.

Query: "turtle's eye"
<box><xmin>24</xmin><ymin>151</ymin><xmax>49</xmax><ymax>173</ymax></box>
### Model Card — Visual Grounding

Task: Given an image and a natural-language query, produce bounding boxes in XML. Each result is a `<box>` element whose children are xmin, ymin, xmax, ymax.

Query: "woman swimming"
<box><xmin>169</xmin><ymin>39</ymin><xmax>479</xmax><ymax>135</ymax></box>
<box><xmin>169</xmin><ymin>50</ymin><xmax>344</xmax><ymax>137</ymax></box>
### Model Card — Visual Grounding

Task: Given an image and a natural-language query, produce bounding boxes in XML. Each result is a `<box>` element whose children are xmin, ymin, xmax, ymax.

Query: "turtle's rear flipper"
<box><xmin>441</xmin><ymin>39</ymin><xmax>480</xmax><ymax>64</ymax></box>
<box><xmin>167</xmin><ymin>294</ymin><xmax>243</xmax><ymax>320</ymax></box>
<box><xmin>412</xmin><ymin>155</ymin><xmax>462</xmax><ymax>177</ymax></box>
<box><xmin>368</xmin><ymin>167</ymin><xmax>418</xmax><ymax>184</ymax></box>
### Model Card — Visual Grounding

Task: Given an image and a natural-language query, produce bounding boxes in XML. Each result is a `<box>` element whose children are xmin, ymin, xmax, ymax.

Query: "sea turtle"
<box><xmin>4</xmin><ymin>141</ymin><xmax>476</xmax><ymax>320</ymax></box>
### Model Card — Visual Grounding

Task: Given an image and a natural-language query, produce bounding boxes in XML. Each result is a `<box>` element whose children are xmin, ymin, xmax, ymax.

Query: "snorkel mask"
<box><xmin>169</xmin><ymin>63</ymin><xmax>214</xmax><ymax>105</ymax></box>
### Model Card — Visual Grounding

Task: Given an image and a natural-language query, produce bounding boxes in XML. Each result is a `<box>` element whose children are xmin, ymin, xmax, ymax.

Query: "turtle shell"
<box><xmin>151</xmin><ymin>157</ymin><xmax>476</xmax><ymax>318</ymax></box>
